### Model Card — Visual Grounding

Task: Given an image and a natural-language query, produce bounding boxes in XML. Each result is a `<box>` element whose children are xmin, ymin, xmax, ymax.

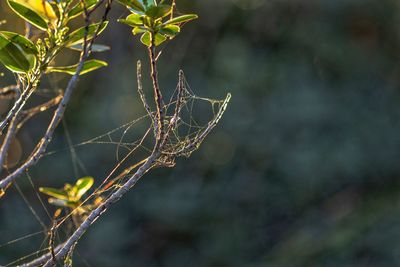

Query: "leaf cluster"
<box><xmin>117</xmin><ymin>0</ymin><xmax>198</xmax><ymax>46</ymax></box>
<box><xmin>39</xmin><ymin>177</ymin><xmax>97</xmax><ymax>214</ymax></box>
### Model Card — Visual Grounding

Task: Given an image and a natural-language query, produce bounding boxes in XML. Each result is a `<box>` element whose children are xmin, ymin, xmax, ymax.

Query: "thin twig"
<box><xmin>0</xmin><ymin>115</ymin><xmax>18</xmax><ymax>173</ymax></box>
<box><xmin>163</xmin><ymin>70</ymin><xmax>185</xmax><ymax>141</ymax></box>
<box><xmin>137</xmin><ymin>60</ymin><xmax>155</xmax><ymax>127</ymax></box>
<box><xmin>148</xmin><ymin>36</ymin><xmax>166</xmax><ymax>147</ymax></box>
<box><xmin>0</xmin><ymin>84</ymin><xmax>22</xmax><ymax>172</ymax></box>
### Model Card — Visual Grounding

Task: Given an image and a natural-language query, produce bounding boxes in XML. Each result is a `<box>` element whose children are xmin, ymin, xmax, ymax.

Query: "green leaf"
<box><xmin>0</xmin><ymin>31</ymin><xmax>37</xmax><ymax>68</ymax></box>
<box><xmin>159</xmin><ymin>24</ymin><xmax>180</xmax><ymax>37</ymax></box>
<box><xmin>0</xmin><ymin>31</ymin><xmax>38</xmax><ymax>55</ymax></box>
<box><xmin>47</xmin><ymin>59</ymin><xmax>107</xmax><ymax>75</ymax></box>
<box><xmin>117</xmin><ymin>0</ymin><xmax>145</xmax><ymax>12</ymax></box>
<box><xmin>74</xmin><ymin>177</ymin><xmax>94</xmax><ymax>200</ymax></box>
<box><xmin>140</xmin><ymin>32</ymin><xmax>152</xmax><ymax>46</ymax></box>
<box><xmin>132</xmin><ymin>26</ymin><xmax>146</xmax><ymax>35</ymax></box>
<box><xmin>118</xmin><ymin>13</ymin><xmax>144</xmax><ymax>27</ymax></box>
<box><xmin>126</xmin><ymin>13</ymin><xmax>144</xmax><ymax>24</ymax></box>
<box><xmin>140</xmin><ymin>31</ymin><xmax>151</xmax><ymax>46</ymax></box>
<box><xmin>65</xmin><ymin>21</ymin><xmax>109</xmax><ymax>47</ymax></box>
<box><xmin>67</xmin><ymin>0</ymin><xmax>99</xmax><ymax>19</ymax></box>
<box><xmin>68</xmin><ymin>43</ymin><xmax>110</xmax><ymax>52</ymax></box>
<box><xmin>39</xmin><ymin>187</ymin><xmax>69</xmax><ymax>200</ymax></box>
<box><xmin>154</xmin><ymin>33</ymin><xmax>167</xmax><ymax>46</ymax></box>
<box><xmin>13</xmin><ymin>0</ymin><xmax>57</xmax><ymax>20</ymax></box>
<box><xmin>145</xmin><ymin>4</ymin><xmax>171</xmax><ymax>19</ymax></box>
<box><xmin>164</xmin><ymin>14</ymin><xmax>198</xmax><ymax>25</ymax></box>
<box><xmin>0</xmin><ymin>35</ymin><xmax>31</xmax><ymax>73</ymax></box>
<box><xmin>118</xmin><ymin>15</ymin><xmax>144</xmax><ymax>28</ymax></box>
<box><xmin>7</xmin><ymin>0</ymin><xmax>48</xmax><ymax>30</ymax></box>
<box><xmin>140</xmin><ymin>32</ymin><xmax>166</xmax><ymax>47</ymax></box>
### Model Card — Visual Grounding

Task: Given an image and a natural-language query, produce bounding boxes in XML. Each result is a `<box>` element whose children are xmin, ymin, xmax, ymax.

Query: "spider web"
<box><xmin>0</xmin><ymin>72</ymin><xmax>230</xmax><ymax>266</ymax></box>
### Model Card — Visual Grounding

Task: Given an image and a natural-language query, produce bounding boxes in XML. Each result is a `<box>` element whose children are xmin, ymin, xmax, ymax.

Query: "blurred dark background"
<box><xmin>2</xmin><ymin>0</ymin><xmax>400</xmax><ymax>266</ymax></box>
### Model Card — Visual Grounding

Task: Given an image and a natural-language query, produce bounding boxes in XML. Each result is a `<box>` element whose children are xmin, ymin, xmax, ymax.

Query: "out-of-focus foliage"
<box><xmin>39</xmin><ymin>176</ymin><xmax>98</xmax><ymax>224</ymax></box>
<box><xmin>39</xmin><ymin>176</ymin><xmax>94</xmax><ymax>207</ymax></box>
<box><xmin>2</xmin><ymin>0</ymin><xmax>400</xmax><ymax>266</ymax></box>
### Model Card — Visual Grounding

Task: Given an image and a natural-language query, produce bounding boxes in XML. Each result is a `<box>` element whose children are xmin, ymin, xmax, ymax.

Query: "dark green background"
<box><xmin>2</xmin><ymin>0</ymin><xmax>400</xmax><ymax>266</ymax></box>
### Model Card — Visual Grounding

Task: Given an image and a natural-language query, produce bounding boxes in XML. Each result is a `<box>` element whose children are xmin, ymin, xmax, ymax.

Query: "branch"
<box><xmin>39</xmin><ymin>92</ymin><xmax>231</xmax><ymax>265</ymax></box>
<box><xmin>148</xmin><ymin>36</ymin><xmax>166</xmax><ymax>147</ymax></box>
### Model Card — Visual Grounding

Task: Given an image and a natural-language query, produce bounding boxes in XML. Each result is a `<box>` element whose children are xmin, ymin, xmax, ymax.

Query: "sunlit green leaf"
<box><xmin>140</xmin><ymin>32</ymin><xmax>166</xmax><ymax>47</ymax></box>
<box><xmin>132</xmin><ymin>26</ymin><xmax>146</xmax><ymax>35</ymax></box>
<box><xmin>0</xmin><ymin>31</ymin><xmax>37</xmax><ymax>69</ymax></box>
<box><xmin>154</xmin><ymin>33</ymin><xmax>167</xmax><ymax>46</ymax></box>
<box><xmin>74</xmin><ymin>176</ymin><xmax>94</xmax><ymax>199</ymax></box>
<box><xmin>47</xmin><ymin>59</ymin><xmax>107</xmax><ymax>75</ymax></box>
<box><xmin>0</xmin><ymin>31</ymin><xmax>38</xmax><ymax>55</ymax></box>
<box><xmin>140</xmin><ymin>32</ymin><xmax>151</xmax><ymax>46</ymax></box>
<box><xmin>159</xmin><ymin>24</ymin><xmax>180</xmax><ymax>37</ymax></box>
<box><xmin>7</xmin><ymin>0</ymin><xmax>48</xmax><ymax>30</ymax></box>
<box><xmin>39</xmin><ymin>187</ymin><xmax>69</xmax><ymax>200</ymax></box>
<box><xmin>164</xmin><ymin>14</ymin><xmax>198</xmax><ymax>25</ymax></box>
<box><xmin>13</xmin><ymin>0</ymin><xmax>57</xmax><ymax>20</ymax></box>
<box><xmin>67</xmin><ymin>0</ymin><xmax>99</xmax><ymax>19</ymax></box>
<box><xmin>65</xmin><ymin>21</ymin><xmax>109</xmax><ymax>47</ymax></box>
<box><xmin>0</xmin><ymin>35</ymin><xmax>31</xmax><ymax>73</ymax></box>
<box><xmin>118</xmin><ymin>13</ymin><xmax>144</xmax><ymax>28</ymax></box>
<box><xmin>126</xmin><ymin>13</ymin><xmax>144</xmax><ymax>24</ymax></box>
